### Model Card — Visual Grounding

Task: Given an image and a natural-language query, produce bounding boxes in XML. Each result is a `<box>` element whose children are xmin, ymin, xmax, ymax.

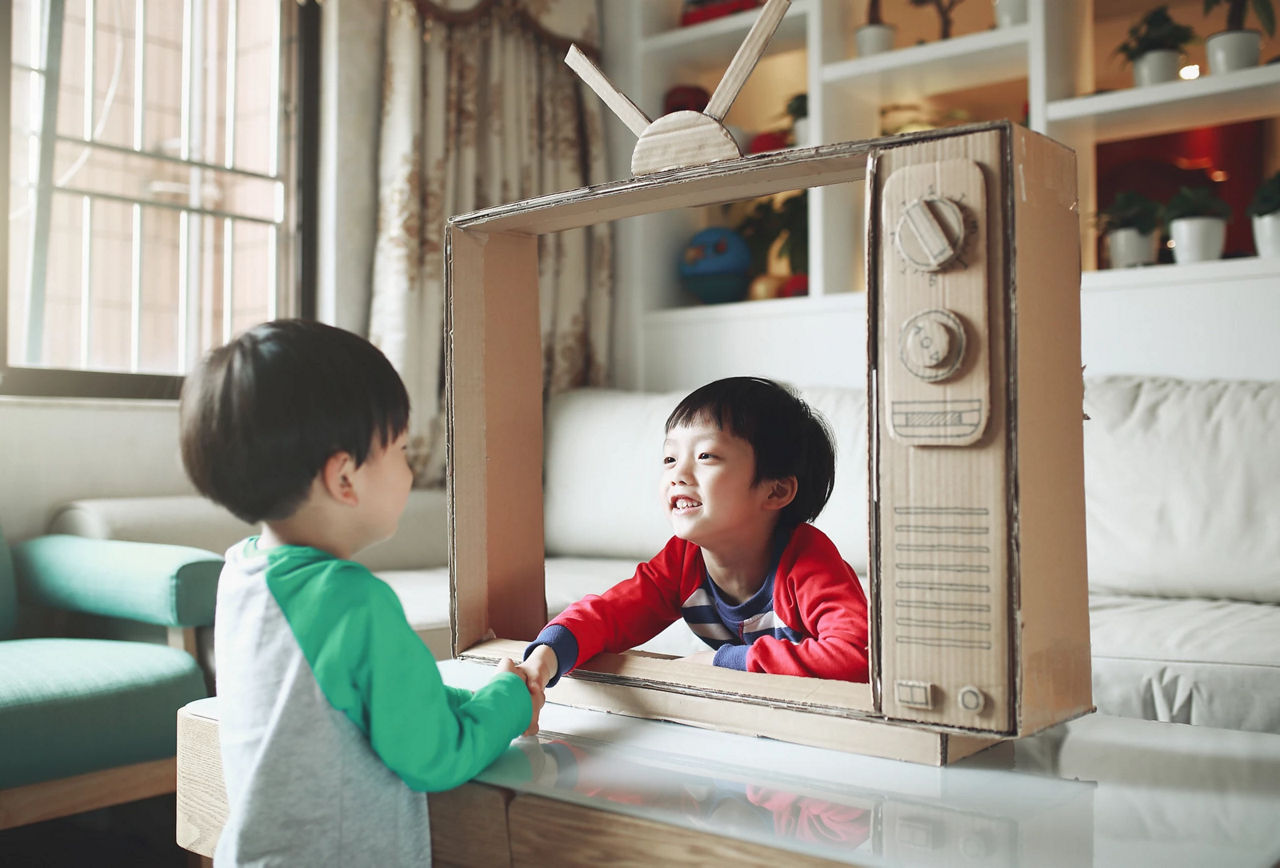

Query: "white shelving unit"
<box><xmin>599</xmin><ymin>0</ymin><xmax>1279</xmax><ymax>391</ymax></box>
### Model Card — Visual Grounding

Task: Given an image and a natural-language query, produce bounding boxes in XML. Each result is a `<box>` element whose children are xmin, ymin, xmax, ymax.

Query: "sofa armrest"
<box><xmin>11</xmin><ymin>535</ymin><xmax>221</xmax><ymax>628</ymax></box>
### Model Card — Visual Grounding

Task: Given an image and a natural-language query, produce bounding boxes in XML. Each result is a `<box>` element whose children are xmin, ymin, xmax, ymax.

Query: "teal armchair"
<box><xmin>0</xmin><ymin>528</ymin><xmax>221</xmax><ymax>829</ymax></box>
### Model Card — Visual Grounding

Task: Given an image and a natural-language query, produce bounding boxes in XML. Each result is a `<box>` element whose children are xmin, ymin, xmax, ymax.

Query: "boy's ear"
<box><xmin>762</xmin><ymin>476</ymin><xmax>798</xmax><ymax>511</ymax></box>
<box><xmin>320</xmin><ymin>451</ymin><xmax>360</xmax><ymax>506</ymax></box>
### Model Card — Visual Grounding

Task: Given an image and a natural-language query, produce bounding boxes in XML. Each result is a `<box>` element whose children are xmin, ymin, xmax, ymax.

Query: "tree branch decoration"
<box><xmin>908</xmin><ymin>0</ymin><xmax>967</xmax><ymax>40</ymax></box>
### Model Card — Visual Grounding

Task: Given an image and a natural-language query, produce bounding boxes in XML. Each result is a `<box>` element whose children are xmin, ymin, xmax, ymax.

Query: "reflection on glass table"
<box><xmin>443</xmin><ymin>660</ymin><xmax>1280</xmax><ymax>867</ymax></box>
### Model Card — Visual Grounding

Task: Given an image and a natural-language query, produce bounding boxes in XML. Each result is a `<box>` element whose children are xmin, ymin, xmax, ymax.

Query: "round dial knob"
<box><xmin>895</xmin><ymin>195</ymin><xmax>966</xmax><ymax>272</ymax></box>
<box><xmin>899</xmin><ymin>309</ymin><xmax>965</xmax><ymax>382</ymax></box>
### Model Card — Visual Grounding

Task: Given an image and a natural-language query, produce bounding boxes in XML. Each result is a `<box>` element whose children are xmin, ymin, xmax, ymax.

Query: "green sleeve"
<box><xmin>267</xmin><ymin>560</ymin><xmax>531</xmax><ymax>792</ymax></box>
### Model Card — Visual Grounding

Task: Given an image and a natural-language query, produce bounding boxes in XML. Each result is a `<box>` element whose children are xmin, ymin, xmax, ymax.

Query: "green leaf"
<box><xmin>1253</xmin><ymin>0</ymin><xmax>1276</xmax><ymax>35</ymax></box>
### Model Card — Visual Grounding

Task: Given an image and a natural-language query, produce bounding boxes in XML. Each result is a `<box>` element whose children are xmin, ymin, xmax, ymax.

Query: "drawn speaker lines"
<box><xmin>892</xmin><ymin>505</ymin><xmax>993</xmax><ymax>650</ymax></box>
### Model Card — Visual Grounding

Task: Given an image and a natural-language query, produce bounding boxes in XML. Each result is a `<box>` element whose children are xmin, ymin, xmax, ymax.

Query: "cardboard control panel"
<box><xmin>872</xmin><ymin>140</ymin><xmax>1015</xmax><ymax>733</ymax></box>
<box><xmin>881</xmin><ymin>160</ymin><xmax>990</xmax><ymax>446</ymax></box>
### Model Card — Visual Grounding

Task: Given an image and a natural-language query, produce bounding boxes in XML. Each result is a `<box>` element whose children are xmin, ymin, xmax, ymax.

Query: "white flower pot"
<box><xmin>1170</xmin><ymin>217</ymin><xmax>1226</xmax><ymax>264</ymax></box>
<box><xmin>856</xmin><ymin>24</ymin><xmax>895</xmax><ymax>57</ymax></box>
<box><xmin>1106</xmin><ymin>227</ymin><xmax>1159</xmax><ymax>268</ymax></box>
<box><xmin>1205</xmin><ymin>30</ymin><xmax>1261</xmax><ymax>73</ymax></box>
<box><xmin>994</xmin><ymin>0</ymin><xmax>1027</xmax><ymax>28</ymax></box>
<box><xmin>1133</xmin><ymin>50</ymin><xmax>1181</xmax><ymax>87</ymax></box>
<box><xmin>792</xmin><ymin>117</ymin><xmax>810</xmax><ymax>147</ymax></box>
<box><xmin>1253</xmin><ymin>212</ymin><xmax>1280</xmax><ymax>257</ymax></box>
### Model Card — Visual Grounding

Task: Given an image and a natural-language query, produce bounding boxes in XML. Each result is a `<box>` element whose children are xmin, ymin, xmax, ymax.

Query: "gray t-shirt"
<box><xmin>213</xmin><ymin>538</ymin><xmax>529</xmax><ymax>866</ymax></box>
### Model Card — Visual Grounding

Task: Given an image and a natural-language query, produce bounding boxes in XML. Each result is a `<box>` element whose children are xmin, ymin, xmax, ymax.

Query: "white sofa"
<box><xmin>50</xmin><ymin>375</ymin><xmax>1280</xmax><ymax>733</ymax></box>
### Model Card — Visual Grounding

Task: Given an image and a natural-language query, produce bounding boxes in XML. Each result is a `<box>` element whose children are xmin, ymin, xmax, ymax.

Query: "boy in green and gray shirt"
<box><xmin>180</xmin><ymin>320</ymin><xmax>542</xmax><ymax>866</ymax></box>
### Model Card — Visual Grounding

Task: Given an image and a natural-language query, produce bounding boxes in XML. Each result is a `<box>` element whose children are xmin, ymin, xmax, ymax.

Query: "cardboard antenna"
<box><xmin>565</xmin><ymin>0</ymin><xmax>792</xmax><ymax>176</ymax></box>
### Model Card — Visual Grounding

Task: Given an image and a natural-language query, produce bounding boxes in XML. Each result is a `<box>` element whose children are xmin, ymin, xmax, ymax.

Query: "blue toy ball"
<box><xmin>678</xmin><ymin>227</ymin><xmax>751</xmax><ymax>304</ymax></box>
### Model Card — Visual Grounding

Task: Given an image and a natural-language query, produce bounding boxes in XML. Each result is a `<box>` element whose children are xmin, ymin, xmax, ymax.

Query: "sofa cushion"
<box><xmin>1083</xmin><ymin>376</ymin><xmax>1280</xmax><ymax>603</ymax></box>
<box><xmin>0</xmin><ymin>638</ymin><xmax>207</xmax><ymax>787</ymax></box>
<box><xmin>543</xmin><ymin>387</ymin><xmax>870</xmax><ymax>576</ymax></box>
<box><xmin>1090</xmin><ymin>593</ymin><xmax>1280</xmax><ymax>733</ymax></box>
<box><xmin>379</xmin><ymin>559</ymin><xmax>712</xmax><ymax>661</ymax></box>
<box><xmin>49</xmin><ymin>489</ymin><xmax>449</xmax><ymax>574</ymax></box>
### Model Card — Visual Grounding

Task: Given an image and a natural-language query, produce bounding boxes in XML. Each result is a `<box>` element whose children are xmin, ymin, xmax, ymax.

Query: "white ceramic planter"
<box><xmin>792</xmin><ymin>117</ymin><xmax>810</xmax><ymax>147</ymax></box>
<box><xmin>855</xmin><ymin>24</ymin><xmax>895</xmax><ymax>57</ymax></box>
<box><xmin>1206</xmin><ymin>30</ymin><xmax>1261</xmax><ymax>73</ymax></box>
<box><xmin>994</xmin><ymin>0</ymin><xmax>1027</xmax><ymax>27</ymax></box>
<box><xmin>1133</xmin><ymin>50</ymin><xmax>1181</xmax><ymax>87</ymax></box>
<box><xmin>1170</xmin><ymin>217</ymin><xmax>1227</xmax><ymax>263</ymax></box>
<box><xmin>1253</xmin><ymin>212</ymin><xmax>1280</xmax><ymax>257</ymax></box>
<box><xmin>1106</xmin><ymin>228</ymin><xmax>1159</xmax><ymax>268</ymax></box>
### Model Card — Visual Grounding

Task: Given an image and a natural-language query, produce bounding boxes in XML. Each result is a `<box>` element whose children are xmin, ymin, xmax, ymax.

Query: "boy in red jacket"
<box><xmin>519</xmin><ymin>377</ymin><xmax>868</xmax><ymax>691</ymax></box>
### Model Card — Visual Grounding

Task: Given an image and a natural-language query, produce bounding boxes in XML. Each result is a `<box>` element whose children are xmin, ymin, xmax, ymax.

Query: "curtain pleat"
<box><xmin>371</xmin><ymin>0</ymin><xmax>611</xmax><ymax>487</ymax></box>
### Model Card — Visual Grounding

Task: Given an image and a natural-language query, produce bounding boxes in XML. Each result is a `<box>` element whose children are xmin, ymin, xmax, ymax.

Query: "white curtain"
<box><xmin>371</xmin><ymin>0</ymin><xmax>613</xmax><ymax>486</ymax></box>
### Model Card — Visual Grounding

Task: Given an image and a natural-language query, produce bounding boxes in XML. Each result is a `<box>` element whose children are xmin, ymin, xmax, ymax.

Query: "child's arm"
<box><xmin>270</xmin><ymin>564</ymin><xmax>533</xmax><ymax>792</ymax></box>
<box><xmin>522</xmin><ymin>537</ymin><xmax>695</xmax><ymax>686</ymax></box>
<box><xmin>726</xmin><ymin>528</ymin><xmax>870</xmax><ymax>682</ymax></box>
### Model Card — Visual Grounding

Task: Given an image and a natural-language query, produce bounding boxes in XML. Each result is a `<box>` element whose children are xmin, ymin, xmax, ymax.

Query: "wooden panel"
<box><xmin>445</xmin><ymin>228</ymin><xmax>547</xmax><ymax>652</ymax></box>
<box><xmin>508</xmin><ymin>793</ymin><xmax>839</xmax><ymax>868</ymax></box>
<box><xmin>0</xmin><ymin>757</ymin><xmax>176</xmax><ymax>830</ymax></box>
<box><xmin>176</xmin><ymin>707</ymin><xmax>226</xmax><ymax>857</ymax></box>
<box><xmin>429</xmin><ymin>782</ymin><xmax>514</xmax><ymax>868</ymax></box>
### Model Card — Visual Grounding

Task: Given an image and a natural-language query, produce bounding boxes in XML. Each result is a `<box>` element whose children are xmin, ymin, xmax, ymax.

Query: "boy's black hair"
<box><xmin>665</xmin><ymin>376</ymin><xmax>835</xmax><ymax>529</ymax></box>
<box><xmin>179</xmin><ymin>319</ymin><xmax>410</xmax><ymax>524</ymax></box>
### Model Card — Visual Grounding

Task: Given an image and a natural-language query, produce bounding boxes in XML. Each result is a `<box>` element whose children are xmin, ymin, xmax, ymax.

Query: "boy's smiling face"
<box><xmin>661</xmin><ymin>416</ymin><xmax>778</xmax><ymax>550</ymax></box>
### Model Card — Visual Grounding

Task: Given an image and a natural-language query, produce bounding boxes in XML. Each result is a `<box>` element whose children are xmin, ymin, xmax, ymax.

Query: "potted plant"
<box><xmin>735</xmin><ymin>191</ymin><xmax>808</xmax><ymax>299</ymax></box>
<box><xmin>1248</xmin><ymin>170</ymin><xmax>1280</xmax><ymax>257</ymax></box>
<box><xmin>1166</xmin><ymin>185</ymin><xmax>1232</xmax><ymax>263</ymax></box>
<box><xmin>994</xmin><ymin>0</ymin><xmax>1028</xmax><ymax>28</ymax></box>
<box><xmin>908</xmin><ymin>0</ymin><xmax>967</xmax><ymax>41</ymax></box>
<box><xmin>856</xmin><ymin>0</ymin><xmax>895</xmax><ymax>56</ymax></box>
<box><xmin>1097</xmin><ymin>191</ymin><xmax>1163</xmax><ymax>268</ymax></box>
<box><xmin>1116</xmin><ymin>6</ymin><xmax>1196</xmax><ymax>87</ymax></box>
<box><xmin>1203</xmin><ymin>0</ymin><xmax>1276</xmax><ymax>73</ymax></box>
<box><xmin>786</xmin><ymin>93</ymin><xmax>809</xmax><ymax>147</ymax></box>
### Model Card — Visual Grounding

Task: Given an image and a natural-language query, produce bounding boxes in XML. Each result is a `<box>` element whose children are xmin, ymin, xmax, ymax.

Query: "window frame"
<box><xmin>0</xmin><ymin>0</ymin><xmax>320</xmax><ymax>400</ymax></box>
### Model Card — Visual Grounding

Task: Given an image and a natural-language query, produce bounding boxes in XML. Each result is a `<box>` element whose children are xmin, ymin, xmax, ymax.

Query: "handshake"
<box><xmin>495</xmin><ymin>645</ymin><xmax>559</xmax><ymax>736</ymax></box>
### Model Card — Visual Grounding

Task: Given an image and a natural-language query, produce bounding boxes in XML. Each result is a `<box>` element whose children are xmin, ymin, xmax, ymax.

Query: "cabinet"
<box><xmin>599</xmin><ymin>0</ymin><xmax>1280</xmax><ymax>391</ymax></box>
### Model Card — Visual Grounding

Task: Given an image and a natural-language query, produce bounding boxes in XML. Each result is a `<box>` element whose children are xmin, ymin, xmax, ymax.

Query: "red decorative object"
<box><xmin>779</xmin><ymin>274</ymin><xmax>809</xmax><ymax>297</ymax></box>
<box><xmin>663</xmin><ymin>85</ymin><xmax>711</xmax><ymax>115</ymax></box>
<box><xmin>680</xmin><ymin>0</ymin><xmax>763</xmax><ymax>27</ymax></box>
<box><xmin>748</xmin><ymin>130</ymin><xmax>790</xmax><ymax>154</ymax></box>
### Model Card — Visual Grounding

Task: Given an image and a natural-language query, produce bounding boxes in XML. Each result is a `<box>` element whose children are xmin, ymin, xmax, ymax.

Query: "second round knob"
<box><xmin>900</xmin><ymin>309</ymin><xmax>965</xmax><ymax>381</ymax></box>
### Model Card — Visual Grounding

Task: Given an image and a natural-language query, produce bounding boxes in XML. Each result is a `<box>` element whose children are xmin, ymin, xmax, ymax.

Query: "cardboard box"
<box><xmin>444</xmin><ymin>120</ymin><xmax>1092</xmax><ymax>765</ymax></box>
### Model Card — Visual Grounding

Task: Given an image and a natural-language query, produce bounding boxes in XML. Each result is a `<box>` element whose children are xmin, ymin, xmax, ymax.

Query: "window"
<box><xmin>3</xmin><ymin>0</ymin><xmax>309</xmax><ymax>398</ymax></box>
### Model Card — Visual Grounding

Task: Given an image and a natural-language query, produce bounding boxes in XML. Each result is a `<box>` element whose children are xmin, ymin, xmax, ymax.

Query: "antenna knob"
<box><xmin>895</xmin><ymin>195</ymin><xmax>966</xmax><ymax>272</ymax></box>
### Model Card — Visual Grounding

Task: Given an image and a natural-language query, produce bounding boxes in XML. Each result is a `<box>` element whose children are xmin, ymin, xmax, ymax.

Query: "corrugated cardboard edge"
<box><xmin>1006</xmin><ymin>125</ymin><xmax>1095</xmax><ymax>734</ymax></box>
<box><xmin>464</xmin><ymin>640</ymin><xmax>998</xmax><ymax>766</ymax></box>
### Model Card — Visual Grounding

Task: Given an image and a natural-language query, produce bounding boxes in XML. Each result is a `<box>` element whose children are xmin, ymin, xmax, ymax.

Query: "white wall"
<box><xmin>0</xmin><ymin>398</ymin><xmax>193</xmax><ymax>542</ymax></box>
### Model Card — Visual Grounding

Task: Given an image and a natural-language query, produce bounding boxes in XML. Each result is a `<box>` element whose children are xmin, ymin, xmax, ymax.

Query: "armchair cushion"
<box><xmin>0</xmin><ymin>638</ymin><xmax>206</xmax><ymax>787</ymax></box>
<box><xmin>12</xmin><ymin>535</ymin><xmax>221</xmax><ymax>628</ymax></box>
<box><xmin>0</xmin><ymin>528</ymin><xmax>14</xmax><ymax>640</ymax></box>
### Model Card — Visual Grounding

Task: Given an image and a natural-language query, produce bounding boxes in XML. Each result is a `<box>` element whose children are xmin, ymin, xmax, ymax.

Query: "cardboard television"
<box><xmin>443</xmin><ymin>0</ymin><xmax>1091</xmax><ymax>766</ymax></box>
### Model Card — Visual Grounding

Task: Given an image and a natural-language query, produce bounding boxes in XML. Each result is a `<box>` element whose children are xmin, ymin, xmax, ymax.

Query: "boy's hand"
<box><xmin>498</xmin><ymin>657</ymin><xmax>545</xmax><ymax>736</ymax></box>
<box><xmin>682</xmin><ymin>650</ymin><xmax>717</xmax><ymax>665</ymax></box>
<box><xmin>517</xmin><ymin>644</ymin><xmax>559</xmax><ymax>691</ymax></box>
